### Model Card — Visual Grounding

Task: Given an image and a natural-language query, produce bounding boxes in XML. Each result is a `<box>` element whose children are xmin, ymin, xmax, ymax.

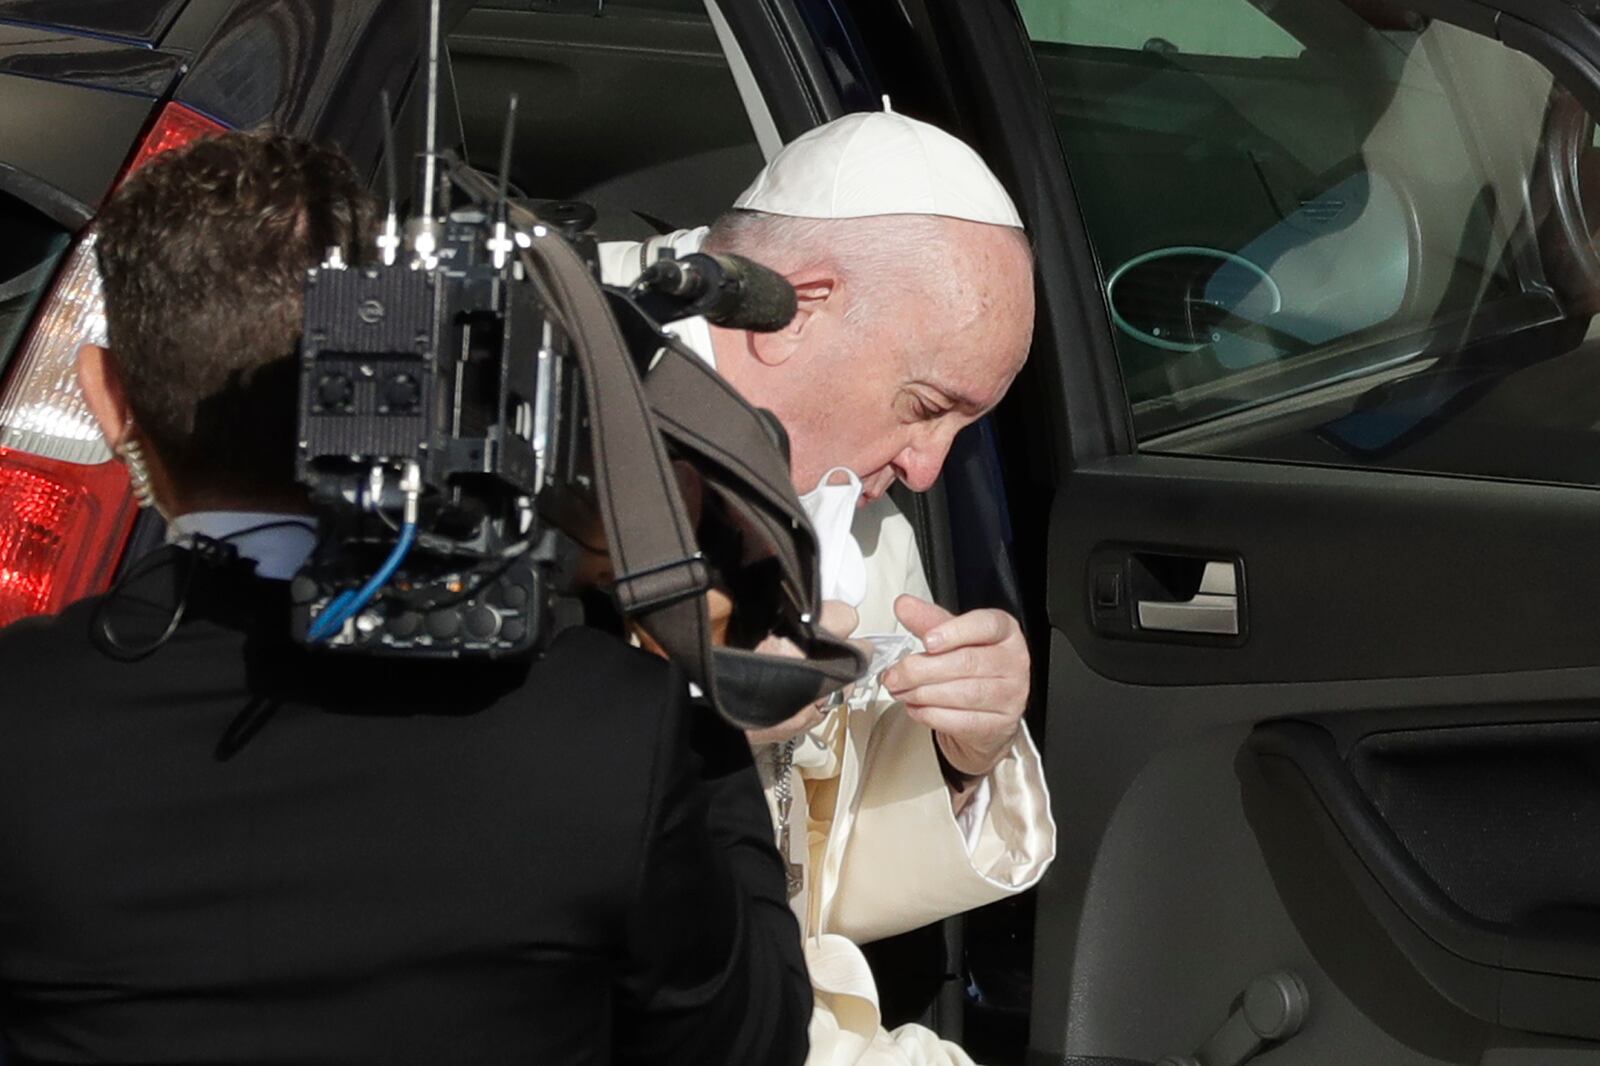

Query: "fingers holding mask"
<box><xmin>883</xmin><ymin>595</ymin><xmax>1030</xmax><ymax>777</ymax></box>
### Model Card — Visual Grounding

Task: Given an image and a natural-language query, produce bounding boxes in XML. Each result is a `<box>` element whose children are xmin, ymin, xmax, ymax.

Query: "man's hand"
<box><xmin>883</xmin><ymin>595</ymin><xmax>1029</xmax><ymax>779</ymax></box>
<box><xmin>744</xmin><ymin>601</ymin><xmax>859</xmax><ymax>746</ymax></box>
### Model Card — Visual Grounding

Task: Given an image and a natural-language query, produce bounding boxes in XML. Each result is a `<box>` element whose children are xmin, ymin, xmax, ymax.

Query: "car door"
<box><xmin>834</xmin><ymin>0</ymin><xmax>1600</xmax><ymax>1063</ymax></box>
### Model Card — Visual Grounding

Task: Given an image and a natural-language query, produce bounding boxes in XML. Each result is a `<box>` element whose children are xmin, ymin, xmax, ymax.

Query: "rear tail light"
<box><xmin>0</xmin><ymin>101</ymin><xmax>227</xmax><ymax>626</ymax></box>
<box><xmin>124</xmin><ymin>102</ymin><xmax>228</xmax><ymax>176</ymax></box>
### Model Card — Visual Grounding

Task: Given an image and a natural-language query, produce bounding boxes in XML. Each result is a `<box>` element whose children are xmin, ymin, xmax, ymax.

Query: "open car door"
<box><xmin>862</xmin><ymin>0</ymin><xmax>1600</xmax><ymax>1061</ymax></box>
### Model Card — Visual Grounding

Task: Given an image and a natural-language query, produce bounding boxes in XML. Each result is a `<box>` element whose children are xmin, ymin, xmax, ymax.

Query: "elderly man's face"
<box><xmin>736</xmin><ymin>218</ymin><xmax>1035</xmax><ymax>500</ymax></box>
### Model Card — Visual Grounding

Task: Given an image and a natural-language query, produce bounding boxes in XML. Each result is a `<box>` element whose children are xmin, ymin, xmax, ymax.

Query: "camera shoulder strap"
<box><xmin>638</xmin><ymin>331</ymin><xmax>866</xmax><ymax>717</ymax></box>
<box><xmin>519</xmin><ymin>233</ymin><xmax>861</xmax><ymax>728</ymax></box>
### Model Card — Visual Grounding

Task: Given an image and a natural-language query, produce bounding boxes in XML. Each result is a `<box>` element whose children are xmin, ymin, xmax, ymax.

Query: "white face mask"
<box><xmin>798</xmin><ymin>467</ymin><xmax>867</xmax><ymax>609</ymax></box>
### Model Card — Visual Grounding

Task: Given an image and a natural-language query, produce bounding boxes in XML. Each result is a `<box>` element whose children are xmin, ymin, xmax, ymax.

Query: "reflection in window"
<box><xmin>1019</xmin><ymin>0</ymin><xmax>1303</xmax><ymax>58</ymax></box>
<box><xmin>1027</xmin><ymin>0</ymin><xmax>1600</xmax><ymax>475</ymax></box>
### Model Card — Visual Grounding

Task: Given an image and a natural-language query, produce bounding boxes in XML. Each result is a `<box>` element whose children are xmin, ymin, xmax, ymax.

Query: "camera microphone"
<box><xmin>635</xmin><ymin>252</ymin><xmax>798</xmax><ymax>333</ymax></box>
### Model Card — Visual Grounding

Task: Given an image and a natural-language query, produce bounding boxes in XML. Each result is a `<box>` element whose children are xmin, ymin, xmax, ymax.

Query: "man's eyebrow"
<box><xmin>948</xmin><ymin>388</ymin><xmax>996</xmax><ymax>416</ymax></box>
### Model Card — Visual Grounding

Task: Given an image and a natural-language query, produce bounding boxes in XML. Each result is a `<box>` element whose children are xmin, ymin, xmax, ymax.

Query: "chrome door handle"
<box><xmin>1137</xmin><ymin>560</ymin><xmax>1240</xmax><ymax>636</ymax></box>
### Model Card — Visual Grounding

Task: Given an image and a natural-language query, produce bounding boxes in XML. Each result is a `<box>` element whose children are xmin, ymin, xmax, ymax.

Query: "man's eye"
<box><xmin>900</xmin><ymin>392</ymin><xmax>948</xmax><ymax>422</ymax></box>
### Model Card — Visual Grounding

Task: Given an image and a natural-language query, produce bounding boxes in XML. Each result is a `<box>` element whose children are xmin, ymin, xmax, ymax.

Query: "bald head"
<box><xmin>705</xmin><ymin>210</ymin><xmax>1034</xmax><ymax>497</ymax></box>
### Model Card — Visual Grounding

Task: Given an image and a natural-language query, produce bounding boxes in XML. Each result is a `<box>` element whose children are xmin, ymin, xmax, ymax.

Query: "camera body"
<box><xmin>291</xmin><ymin>208</ymin><xmax>584</xmax><ymax>656</ymax></box>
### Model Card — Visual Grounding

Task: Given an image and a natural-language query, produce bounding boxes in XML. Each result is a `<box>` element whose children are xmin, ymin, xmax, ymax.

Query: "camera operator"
<box><xmin>0</xmin><ymin>131</ymin><xmax>809</xmax><ymax>1065</ymax></box>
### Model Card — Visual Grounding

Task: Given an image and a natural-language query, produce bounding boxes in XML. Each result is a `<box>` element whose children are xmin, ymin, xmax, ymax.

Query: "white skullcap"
<box><xmin>733</xmin><ymin>108</ymin><xmax>1024</xmax><ymax>230</ymax></box>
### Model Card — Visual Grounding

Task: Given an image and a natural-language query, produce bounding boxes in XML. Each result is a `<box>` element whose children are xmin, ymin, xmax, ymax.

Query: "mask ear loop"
<box><xmin>805</xmin><ymin>466</ymin><xmax>863</xmax><ymax>496</ymax></box>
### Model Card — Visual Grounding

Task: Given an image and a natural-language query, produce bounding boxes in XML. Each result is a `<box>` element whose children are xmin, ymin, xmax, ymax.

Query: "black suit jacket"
<box><xmin>0</xmin><ymin>550</ymin><xmax>809</xmax><ymax>1065</ymax></box>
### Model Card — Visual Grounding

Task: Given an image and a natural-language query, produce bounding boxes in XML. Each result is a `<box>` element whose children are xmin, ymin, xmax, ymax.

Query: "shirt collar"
<box><xmin>167</xmin><ymin>511</ymin><xmax>317</xmax><ymax>581</ymax></box>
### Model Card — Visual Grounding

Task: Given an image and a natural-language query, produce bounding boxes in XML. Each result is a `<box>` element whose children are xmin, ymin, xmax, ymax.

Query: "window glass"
<box><xmin>452</xmin><ymin>0</ymin><xmax>761</xmax><ymax>240</ymax></box>
<box><xmin>1019</xmin><ymin>0</ymin><xmax>1302</xmax><ymax>59</ymax></box>
<box><xmin>1026</xmin><ymin>0</ymin><xmax>1600</xmax><ymax>485</ymax></box>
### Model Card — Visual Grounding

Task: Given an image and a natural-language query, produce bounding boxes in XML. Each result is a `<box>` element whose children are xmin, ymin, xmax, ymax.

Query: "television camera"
<box><xmin>288</xmin><ymin>0</ymin><xmax>855</xmax><ymax>728</ymax></box>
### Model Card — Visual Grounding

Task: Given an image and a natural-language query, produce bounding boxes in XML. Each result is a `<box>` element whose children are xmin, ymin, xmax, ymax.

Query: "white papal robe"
<box><xmin>600</xmin><ymin>229</ymin><xmax>1057</xmax><ymax>1066</ymax></box>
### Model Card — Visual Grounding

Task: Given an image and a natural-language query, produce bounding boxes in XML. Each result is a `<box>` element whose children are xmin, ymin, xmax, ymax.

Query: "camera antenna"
<box><xmin>488</xmin><ymin>93</ymin><xmax>519</xmax><ymax>269</ymax></box>
<box><xmin>406</xmin><ymin>0</ymin><xmax>446</xmax><ymax>265</ymax></box>
<box><xmin>377</xmin><ymin>89</ymin><xmax>402</xmax><ymax>266</ymax></box>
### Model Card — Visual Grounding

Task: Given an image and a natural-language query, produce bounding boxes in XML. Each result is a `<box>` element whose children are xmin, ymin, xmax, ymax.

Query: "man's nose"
<box><xmin>893</xmin><ymin>442</ymin><xmax>951</xmax><ymax>493</ymax></box>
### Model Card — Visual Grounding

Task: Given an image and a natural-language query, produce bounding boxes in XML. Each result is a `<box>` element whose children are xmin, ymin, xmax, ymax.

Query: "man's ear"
<box><xmin>76</xmin><ymin>343</ymin><xmax>135</xmax><ymax>447</ymax></box>
<box><xmin>749</xmin><ymin>274</ymin><xmax>836</xmax><ymax>368</ymax></box>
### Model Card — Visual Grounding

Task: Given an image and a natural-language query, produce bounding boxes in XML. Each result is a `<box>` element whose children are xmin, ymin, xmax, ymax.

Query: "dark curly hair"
<box><xmin>95</xmin><ymin>129</ymin><xmax>375</xmax><ymax>501</ymax></box>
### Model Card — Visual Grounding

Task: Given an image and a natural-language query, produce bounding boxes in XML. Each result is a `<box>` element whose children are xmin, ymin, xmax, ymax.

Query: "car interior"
<box><xmin>451</xmin><ymin>1</ymin><xmax>762</xmax><ymax>241</ymax></box>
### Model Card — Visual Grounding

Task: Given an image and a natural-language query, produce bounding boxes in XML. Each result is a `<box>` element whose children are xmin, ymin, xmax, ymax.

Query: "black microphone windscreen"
<box><xmin>710</xmin><ymin>253</ymin><xmax>797</xmax><ymax>333</ymax></box>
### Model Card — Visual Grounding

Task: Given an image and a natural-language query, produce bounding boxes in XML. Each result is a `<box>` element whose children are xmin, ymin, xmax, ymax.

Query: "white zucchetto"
<box><xmin>732</xmin><ymin>109</ymin><xmax>1024</xmax><ymax>230</ymax></box>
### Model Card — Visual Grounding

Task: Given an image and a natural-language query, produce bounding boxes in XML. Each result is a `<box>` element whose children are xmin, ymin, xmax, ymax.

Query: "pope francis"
<box><xmin>600</xmin><ymin>108</ymin><xmax>1056</xmax><ymax>1066</ymax></box>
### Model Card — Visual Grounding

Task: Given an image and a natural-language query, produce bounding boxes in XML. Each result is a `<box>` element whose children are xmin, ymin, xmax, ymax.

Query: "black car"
<box><xmin>11</xmin><ymin>0</ymin><xmax>1600</xmax><ymax>1063</ymax></box>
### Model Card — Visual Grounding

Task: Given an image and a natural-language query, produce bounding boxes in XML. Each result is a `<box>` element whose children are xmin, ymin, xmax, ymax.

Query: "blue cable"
<box><xmin>309</xmin><ymin>590</ymin><xmax>357</xmax><ymax>641</ymax></box>
<box><xmin>308</xmin><ymin>522</ymin><xmax>418</xmax><ymax>642</ymax></box>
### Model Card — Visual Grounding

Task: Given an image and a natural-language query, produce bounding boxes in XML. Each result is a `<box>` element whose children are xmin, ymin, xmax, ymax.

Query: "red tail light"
<box><xmin>124</xmin><ymin>102</ymin><xmax>227</xmax><ymax>175</ymax></box>
<box><xmin>0</xmin><ymin>449</ymin><xmax>136</xmax><ymax>620</ymax></box>
<box><xmin>0</xmin><ymin>101</ymin><xmax>227</xmax><ymax>626</ymax></box>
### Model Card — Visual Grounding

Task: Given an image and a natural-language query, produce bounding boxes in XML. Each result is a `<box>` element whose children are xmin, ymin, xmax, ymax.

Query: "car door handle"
<box><xmin>1137</xmin><ymin>560</ymin><xmax>1240</xmax><ymax>636</ymax></box>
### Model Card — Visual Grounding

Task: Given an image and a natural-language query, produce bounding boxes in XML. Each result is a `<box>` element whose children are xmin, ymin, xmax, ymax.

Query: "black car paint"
<box><xmin>0</xmin><ymin>0</ymin><xmax>191</xmax><ymax>46</ymax></box>
<box><xmin>0</xmin><ymin>0</ymin><xmax>443</xmax><ymax>224</ymax></box>
<box><xmin>0</xmin><ymin>73</ymin><xmax>152</xmax><ymax>215</ymax></box>
<box><xmin>0</xmin><ymin>24</ymin><xmax>181</xmax><ymax>97</ymax></box>
<box><xmin>173</xmin><ymin>0</ymin><xmax>431</xmax><ymax>153</ymax></box>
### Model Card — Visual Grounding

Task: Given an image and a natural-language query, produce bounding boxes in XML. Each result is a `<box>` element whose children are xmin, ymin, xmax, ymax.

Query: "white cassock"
<box><xmin>601</xmin><ymin>229</ymin><xmax>1057</xmax><ymax>1066</ymax></box>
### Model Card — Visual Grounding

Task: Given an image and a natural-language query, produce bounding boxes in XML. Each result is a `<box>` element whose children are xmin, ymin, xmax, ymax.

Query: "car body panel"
<box><xmin>0</xmin><ymin>0</ymin><xmax>191</xmax><ymax>46</ymax></box>
<box><xmin>0</xmin><ymin>73</ymin><xmax>153</xmax><ymax>215</ymax></box>
<box><xmin>0</xmin><ymin>24</ymin><xmax>182</xmax><ymax>97</ymax></box>
<box><xmin>174</xmin><ymin>0</ymin><xmax>461</xmax><ymax>166</ymax></box>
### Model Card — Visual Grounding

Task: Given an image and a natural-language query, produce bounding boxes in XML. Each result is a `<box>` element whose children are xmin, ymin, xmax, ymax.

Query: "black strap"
<box><xmin>516</xmin><ymin>229</ymin><xmax>862</xmax><ymax>727</ymax></box>
<box><xmin>640</xmin><ymin>331</ymin><xmax>864</xmax><ymax>691</ymax></box>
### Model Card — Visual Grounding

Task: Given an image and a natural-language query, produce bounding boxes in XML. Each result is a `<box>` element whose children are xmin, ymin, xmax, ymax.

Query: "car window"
<box><xmin>1026</xmin><ymin>0</ymin><xmax>1600</xmax><ymax>485</ymax></box>
<box><xmin>1018</xmin><ymin>0</ymin><xmax>1303</xmax><ymax>59</ymax></box>
<box><xmin>452</xmin><ymin>0</ymin><xmax>761</xmax><ymax>240</ymax></box>
<box><xmin>0</xmin><ymin>193</ymin><xmax>69</xmax><ymax>380</ymax></box>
